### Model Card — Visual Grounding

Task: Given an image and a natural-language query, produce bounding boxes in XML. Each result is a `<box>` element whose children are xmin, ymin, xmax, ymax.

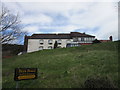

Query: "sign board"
<box><xmin>14</xmin><ymin>68</ymin><xmax>37</xmax><ymax>81</ymax></box>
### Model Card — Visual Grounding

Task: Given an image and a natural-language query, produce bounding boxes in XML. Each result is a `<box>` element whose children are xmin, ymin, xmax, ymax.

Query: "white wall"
<box><xmin>27</xmin><ymin>39</ymin><xmax>72</xmax><ymax>53</ymax></box>
<box><xmin>27</xmin><ymin>37</ymin><xmax>95</xmax><ymax>53</ymax></box>
<box><xmin>27</xmin><ymin>39</ymin><xmax>39</xmax><ymax>53</ymax></box>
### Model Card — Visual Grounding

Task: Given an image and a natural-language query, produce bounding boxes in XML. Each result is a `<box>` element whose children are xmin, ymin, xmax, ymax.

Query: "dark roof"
<box><xmin>26</xmin><ymin>32</ymin><xmax>95</xmax><ymax>39</ymax></box>
<box><xmin>70</xmin><ymin>32</ymin><xmax>95</xmax><ymax>37</ymax></box>
<box><xmin>31</xmin><ymin>34</ymin><xmax>71</xmax><ymax>39</ymax></box>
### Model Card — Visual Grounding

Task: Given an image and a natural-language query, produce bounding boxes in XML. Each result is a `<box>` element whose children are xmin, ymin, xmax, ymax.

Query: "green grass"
<box><xmin>2</xmin><ymin>41</ymin><xmax>119</xmax><ymax>88</ymax></box>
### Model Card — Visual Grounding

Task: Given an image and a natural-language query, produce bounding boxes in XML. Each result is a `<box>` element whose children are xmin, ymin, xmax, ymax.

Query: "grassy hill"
<box><xmin>2</xmin><ymin>41</ymin><xmax>119</xmax><ymax>88</ymax></box>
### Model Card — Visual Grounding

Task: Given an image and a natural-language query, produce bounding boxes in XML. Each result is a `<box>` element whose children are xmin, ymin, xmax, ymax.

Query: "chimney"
<box><xmin>109</xmin><ymin>36</ymin><xmax>113</xmax><ymax>41</ymax></box>
<box><xmin>83</xmin><ymin>32</ymin><xmax>85</xmax><ymax>34</ymax></box>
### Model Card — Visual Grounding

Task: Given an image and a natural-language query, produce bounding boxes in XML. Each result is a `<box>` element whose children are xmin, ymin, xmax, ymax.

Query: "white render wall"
<box><xmin>27</xmin><ymin>39</ymin><xmax>72</xmax><ymax>53</ymax></box>
<box><xmin>27</xmin><ymin>39</ymin><xmax>39</xmax><ymax>52</ymax></box>
<box><xmin>27</xmin><ymin>37</ymin><xmax>94</xmax><ymax>53</ymax></box>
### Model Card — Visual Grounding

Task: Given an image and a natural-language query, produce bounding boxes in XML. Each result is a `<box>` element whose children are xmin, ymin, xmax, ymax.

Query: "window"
<box><xmin>58</xmin><ymin>39</ymin><xmax>62</xmax><ymax>45</ymax></box>
<box><xmin>39</xmin><ymin>46</ymin><xmax>43</xmax><ymax>50</ymax></box>
<box><xmin>90</xmin><ymin>38</ymin><xmax>92</xmax><ymax>41</ymax></box>
<box><xmin>48</xmin><ymin>46</ymin><xmax>52</xmax><ymax>49</ymax></box>
<box><xmin>39</xmin><ymin>40</ymin><xmax>44</xmax><ymax>44</ymax></box>
<box><xmin>86</xmin><ymin>38</ymin><xmax>89</xmax><ymax>41</ymax></box>
<box><xmin>84</xmin><ymin>38</ymin><xmax>86</xmax><ymax>41</ymax></box>
<box><xmin>48</xmin><ymin>39</ymin><xmax>53</xmax><ymax>44</ymax></box>
<box><xmin>86</xmin><ymin>38</ymin><xmax>87</xmax><ymax>41</ymax></box>
<box><xmin>66</xmin><ymin>43</ymin><xmax>80</xmax><ymax>47</ymax></box>
<box><xmin>92</xmin><ymin>38</ymin><xmax>94</xmax><ymax>41</ymax></box>
<box><xmin>88</xmin><ymin>38</ymin><xmax>91</xmax><ymax>41</ymax></box>
<box><xmin>73</xmin><ymin>38</ymin><xmax>78</xmax><ymax>42</ymax></box>
<box><xmin>78</xmin><ymin>38</ymin><xmax>81</xmax><ymax>41</ymax></box>
<box><xmin>67</xmin><ymin>39</ymin><xmax>71</xmax><ymax>43</ymax></box>
<box><xmin>81</xmin><ymin>38</ymin><xmax>84</xmax><ymax>41</ymax></box>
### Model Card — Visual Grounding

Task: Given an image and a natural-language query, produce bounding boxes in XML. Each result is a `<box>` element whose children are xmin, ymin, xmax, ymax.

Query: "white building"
<box><xmin>24</xmin><ymin>32</ymin><xmax>95</xmax><ymax>53</ymax></box>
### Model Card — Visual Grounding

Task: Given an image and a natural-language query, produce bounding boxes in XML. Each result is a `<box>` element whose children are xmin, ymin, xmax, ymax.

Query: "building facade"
<box><xmin>24</xmin><ymin>32</ymin><xmax>95</xmax><ymax>53</ymax></box>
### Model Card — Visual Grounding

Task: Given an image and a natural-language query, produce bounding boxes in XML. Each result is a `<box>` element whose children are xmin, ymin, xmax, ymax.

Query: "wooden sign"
<box><xmin>14</xmin><ymin>68</ymin><xmax>37</xmax><ymax>81</ymax></box>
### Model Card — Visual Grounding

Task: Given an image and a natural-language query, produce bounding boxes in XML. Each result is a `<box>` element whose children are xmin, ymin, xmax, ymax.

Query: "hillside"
<box><xmin>2</xmin><ymin>41</ymin><xmax>119</xmax><ymax>88</ymax></box>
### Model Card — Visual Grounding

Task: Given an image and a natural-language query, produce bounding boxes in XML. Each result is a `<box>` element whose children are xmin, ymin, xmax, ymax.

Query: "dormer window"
<box><xmin>39</xmin><ymin>39</ymin><xmax>44</xmax><ymax>44</ymax></box>
<box><xmin>48</xmin><ymin>39</ymin><xmax>53</xmax><ymax>44</ymax></box>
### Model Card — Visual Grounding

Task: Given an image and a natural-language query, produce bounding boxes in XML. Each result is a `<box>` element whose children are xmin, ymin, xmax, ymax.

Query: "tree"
<box><xmin>0</xmin><ymin>5</ymin><xmax>26</xmax><ymax>44</ymax></box>
<box><xmin>54</xmin><ymin>41</ymin><xmax>58</xmax><ymax>49</ymax></box>
<box><xmin>92</xmin><ymin>39</ymin><xmax>101</xmax><ymax>44</ymax></box>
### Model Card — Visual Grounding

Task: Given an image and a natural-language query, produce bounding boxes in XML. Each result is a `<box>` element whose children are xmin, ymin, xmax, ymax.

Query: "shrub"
<box><xmin>92</xmin><ymin>39</ymin><xmax>101</xmax><ymax>44</ymax></box>
<box><xmin>54</xmin><ymin>41</ymin><xmax>58</xmax><ymax>49</ymax></box>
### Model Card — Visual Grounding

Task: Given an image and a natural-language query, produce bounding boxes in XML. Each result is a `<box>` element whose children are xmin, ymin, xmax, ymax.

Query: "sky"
<box><xmin>1</xmin><ymin>0</ymin><xmax>119</xmax><ymax>43</ymax></box>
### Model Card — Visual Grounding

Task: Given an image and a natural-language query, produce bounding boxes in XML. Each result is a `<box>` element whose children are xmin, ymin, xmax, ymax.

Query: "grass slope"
<box><xmin>2</xmin><ymin>41</ymin><xmax>119</xmax><ymax>88</ymax></box>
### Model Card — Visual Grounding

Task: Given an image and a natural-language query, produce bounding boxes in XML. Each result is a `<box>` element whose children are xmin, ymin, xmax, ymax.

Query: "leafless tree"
<box><xmin>0</xmin><ymin>5</ymin><xmax>26</xmax><ymax>44</ymax></box>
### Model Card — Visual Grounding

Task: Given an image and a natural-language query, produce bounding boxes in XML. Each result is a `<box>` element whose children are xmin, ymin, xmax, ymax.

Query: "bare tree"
<box><xmin>0</xmin><ymin>5</ymin><xmax>26</xmax><ymax>44</ymax></box>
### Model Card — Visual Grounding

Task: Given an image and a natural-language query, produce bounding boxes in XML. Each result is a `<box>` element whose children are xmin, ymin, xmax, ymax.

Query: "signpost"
<box><xmin>14</xmin><ymin>68</ymin><xmax>37</xmax><ymax>88</ymax></box>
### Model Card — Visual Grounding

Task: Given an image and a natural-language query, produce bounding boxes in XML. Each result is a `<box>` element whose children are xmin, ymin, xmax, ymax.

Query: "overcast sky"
<box><xmin>2</xmin><ymin>0</ymin><xmax>119</xmax><ymax>41</ymax></box>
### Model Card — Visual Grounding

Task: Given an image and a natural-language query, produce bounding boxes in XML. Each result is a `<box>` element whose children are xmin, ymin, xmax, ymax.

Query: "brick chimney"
<box><xmin>109</xmin><ymin>36</ymin><xmax>113</xmax><ymax>41</ymax></box>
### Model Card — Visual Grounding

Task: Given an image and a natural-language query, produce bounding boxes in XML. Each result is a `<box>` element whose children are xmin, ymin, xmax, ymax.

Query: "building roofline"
<box><xmin>26</xmin><ymin>32</ymin><xmax>95</xmax><ymax>39</ymax></box>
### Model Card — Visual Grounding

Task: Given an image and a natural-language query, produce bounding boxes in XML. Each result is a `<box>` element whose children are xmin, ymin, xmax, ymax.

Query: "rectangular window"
<box><xmin>81</xmin><ymin>38</ymin><xmax>84</xmax><ymax>41</ymax></box>
<box><xmin>92</xmin><ymin>38</ymin><xmax>94</xmax><ymax>41</ymax></box>
<box><xmin>89</xmin><ymin>38</ymin><xmax>92</xmax><ymax>41</ymax></box>
<box><xmin>86</xmin><ymin>38</ymin><xmax>88</xmax><ymax>41</ymax></box>
<box><xmin>73</xmin><ymin>38</ymin><xmax>78</xmax><ymax>42</ymax></box>
<box><xmin>78</xmin><ymin>38</ymin><xmax>81</xmax><ymax>41</ymax></box>
<box><xmin>84</xmin><ymin>38</ymin><xmax>87</xmax><ymax>41</ymax></box>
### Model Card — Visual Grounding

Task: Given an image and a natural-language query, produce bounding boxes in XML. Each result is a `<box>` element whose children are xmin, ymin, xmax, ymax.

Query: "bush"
<box><xmin>2</xmin><ymin>44</ymin><xmax>24</xmax><ymax>58</ymax></box>
<box><xmin>92</xmin><ymin>39</ymin><xmax>101</xmax><ymax>44</ymax></box>
<box><xmin>54</xmin><ymin>41</ymin><xmax>58</xmax><ymax>49</ymax></box>
<box><xmin>84</xmin><ymin>75</ymin><xmax>116</xmax><ymax>88</ymax></box>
